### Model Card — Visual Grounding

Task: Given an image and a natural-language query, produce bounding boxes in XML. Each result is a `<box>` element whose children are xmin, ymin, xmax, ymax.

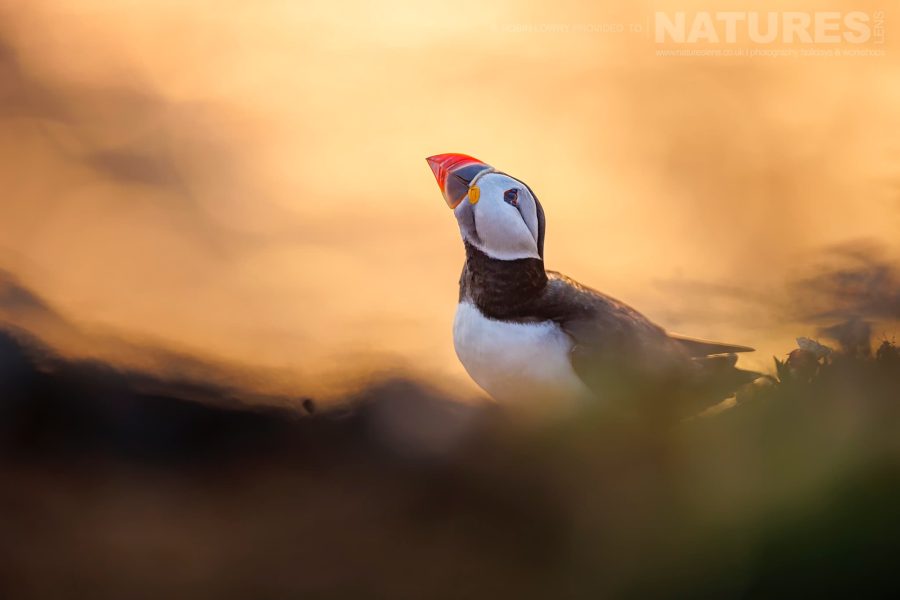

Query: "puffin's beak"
<box><xmin>426</xmin><ymin>153</ymin><xmax>491</xmax><ymax>209</ymax></box>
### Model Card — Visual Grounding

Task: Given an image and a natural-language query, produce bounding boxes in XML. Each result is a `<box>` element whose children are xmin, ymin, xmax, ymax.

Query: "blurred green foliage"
<box><xmin>2</xmin><ymin>332</ymin><xmax>899</xmax><ymax>598</ymax></box>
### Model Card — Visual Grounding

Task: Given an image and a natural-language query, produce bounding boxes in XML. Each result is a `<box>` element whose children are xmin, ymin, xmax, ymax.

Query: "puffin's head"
<box><xmin>426</xmin><ymin>153</ymin><xmax>545</xmax><ymax>261</ymax></box>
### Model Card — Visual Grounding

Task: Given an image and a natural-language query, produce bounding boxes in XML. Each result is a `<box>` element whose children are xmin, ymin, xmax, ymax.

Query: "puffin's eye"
<box><xmin>503</xmin><ymin>188</ymin><xmax>519</xmax><ymax>207</ymax></box>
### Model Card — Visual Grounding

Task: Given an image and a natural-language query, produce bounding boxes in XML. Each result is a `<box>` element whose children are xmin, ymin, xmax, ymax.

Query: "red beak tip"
<box><xmin>425</xmin><ymin>156</ymin><xmax>442</xmax><ymax>180</ymax></box>
<box><xmin>426</xmin><ymin>152</ymin><xmax>491</xmax><ymax>207</ymax></box>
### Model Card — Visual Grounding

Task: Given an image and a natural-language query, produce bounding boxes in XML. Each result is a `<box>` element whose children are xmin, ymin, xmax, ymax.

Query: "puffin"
<box><xmin>426</xmin><ymin>152</ymin><xmax>758</xmax><ymax>417</ymax></box>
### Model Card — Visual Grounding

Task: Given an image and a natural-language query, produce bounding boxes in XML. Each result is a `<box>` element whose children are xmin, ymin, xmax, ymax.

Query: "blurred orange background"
<box><xmin>1</xmin><ymin>0</ymin><xmax>898</xmax><ymax>401</ymax></box>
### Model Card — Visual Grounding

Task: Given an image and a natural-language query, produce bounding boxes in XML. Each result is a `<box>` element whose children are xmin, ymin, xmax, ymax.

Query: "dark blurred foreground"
<box><xmin>1</xmin><ymin>327</ymin><xmax>900</xmax><ymax>599</ymax></box>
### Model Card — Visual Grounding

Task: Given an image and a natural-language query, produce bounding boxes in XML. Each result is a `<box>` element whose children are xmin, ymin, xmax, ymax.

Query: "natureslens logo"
<box><xmin>655</xmin><ymin>11</ymin><xmax>885</xmax><ymax>45</ymax></box>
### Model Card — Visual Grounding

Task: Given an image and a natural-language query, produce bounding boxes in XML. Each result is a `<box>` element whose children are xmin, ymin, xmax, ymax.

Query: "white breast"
<box><xmin>453</xmin><ymin>301</ymin><xmax>593</xmax><ymax>406</ymax></box>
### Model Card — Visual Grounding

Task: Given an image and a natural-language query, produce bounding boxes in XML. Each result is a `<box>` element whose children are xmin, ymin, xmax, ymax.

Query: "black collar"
<box><xmin>459</xmin><ymin>242</ymin><xmax>548</xmax><ymax>321</ymax></box>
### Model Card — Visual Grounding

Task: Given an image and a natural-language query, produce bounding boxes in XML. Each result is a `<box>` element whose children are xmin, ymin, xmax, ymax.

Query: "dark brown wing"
<box><xmin>542</xmin><ymin>272</ymin><xmax>756</xmax><ymax>416</ymax></box>
<box><xmin>541</xmin><ymin>273</ymin><xmax>688</xmax><ymax>398</ymax></box>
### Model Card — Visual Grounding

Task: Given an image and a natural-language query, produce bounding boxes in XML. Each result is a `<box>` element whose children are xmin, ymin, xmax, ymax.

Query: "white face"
<box><xmin>452</xmin><ymin>172</ymin><xmax>542</xmax><ymax>261</ymax></box>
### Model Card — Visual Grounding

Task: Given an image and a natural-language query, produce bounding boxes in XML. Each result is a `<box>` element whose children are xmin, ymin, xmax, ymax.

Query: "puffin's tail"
<box><xmin>669</xmin><ymin>333</ymin><xmax>755</xmax><ymax>356</ymax></box>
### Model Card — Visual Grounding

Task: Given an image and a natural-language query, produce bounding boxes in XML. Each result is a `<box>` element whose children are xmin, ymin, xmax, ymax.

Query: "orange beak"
<box><xmin>426</xmin><ymin>153</ymin><xmax>491</xmax><ymax>209</ymax></box>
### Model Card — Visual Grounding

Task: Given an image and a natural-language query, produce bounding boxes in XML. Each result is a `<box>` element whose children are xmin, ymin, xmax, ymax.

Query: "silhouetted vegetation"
<box><xmin>1</xmin><ymin>327</ymin><xmax>899</xmax><ymax>598</ymax></box>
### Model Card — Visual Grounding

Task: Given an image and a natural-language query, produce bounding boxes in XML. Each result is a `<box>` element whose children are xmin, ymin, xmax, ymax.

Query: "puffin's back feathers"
<box><xmin>540</xmin><ymin>272</ymin><xmax>758</xmax><ymax>416</ymax></box>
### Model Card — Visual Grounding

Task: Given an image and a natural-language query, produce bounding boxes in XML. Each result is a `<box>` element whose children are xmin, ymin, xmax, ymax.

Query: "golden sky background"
<box><xmin>1</xmin><ymin>0</ymin><xmax>899</xmax><ymax>401</ymax></box>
